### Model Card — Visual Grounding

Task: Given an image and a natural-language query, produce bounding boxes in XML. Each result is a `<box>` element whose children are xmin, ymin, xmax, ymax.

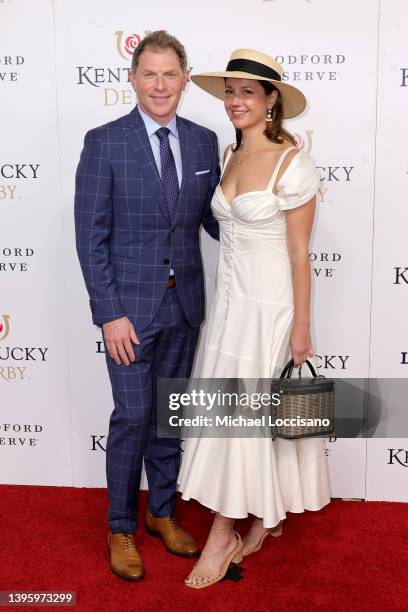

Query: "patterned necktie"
<box><xmin>156</xmin><ymin>127</ymin><xmax>179</xmax><ymax>223</ymax></box>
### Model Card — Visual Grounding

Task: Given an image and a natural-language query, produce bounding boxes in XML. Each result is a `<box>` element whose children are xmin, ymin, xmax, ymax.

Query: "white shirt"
<box><xmin>137</xmin><ymin>105</ymin><xmax>182</xmax><ymax>188</ymax></box>
<box><xmin>137</xmin><ymin>105</ymin><xmax>180</xmax><ymax>276</ymax></box>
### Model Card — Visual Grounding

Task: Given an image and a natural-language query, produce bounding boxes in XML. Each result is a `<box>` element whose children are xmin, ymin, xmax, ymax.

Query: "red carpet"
<box><xmin>1</xmin><ymin>486</ymin><xmax>407</xmax><ymax>611</ymax></box>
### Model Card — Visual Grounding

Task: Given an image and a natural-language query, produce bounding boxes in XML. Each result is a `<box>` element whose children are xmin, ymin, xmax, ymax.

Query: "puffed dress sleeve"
<box><xmin>276</xmin><ymin>151</ymin><xmax>321</xmax><ymax>211</ymax></box>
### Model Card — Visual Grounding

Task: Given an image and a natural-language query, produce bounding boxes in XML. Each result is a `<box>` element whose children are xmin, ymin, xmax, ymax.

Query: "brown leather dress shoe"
<box><xmin>146</xmin><ymin>510</ymin><xmax>199</xmax><ymax>557</ymax></box>
<box><xmin>108</xmin><ymin>533</ymin><xmax>144</xmax><ymax>581</ymax></box>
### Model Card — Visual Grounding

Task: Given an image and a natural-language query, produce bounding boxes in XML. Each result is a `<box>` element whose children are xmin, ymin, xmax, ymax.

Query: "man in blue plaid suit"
<box><xmin>75</xmin><ymin>31</ymin><xmax>219</xmax><ymax>581</ymax></box>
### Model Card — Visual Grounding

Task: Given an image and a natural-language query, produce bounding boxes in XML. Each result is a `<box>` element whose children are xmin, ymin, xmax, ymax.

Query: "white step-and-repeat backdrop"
<box><xmin>1</xmin><ymin>0</ymin><xmax>407</xmax><ymax>501</ymax></box>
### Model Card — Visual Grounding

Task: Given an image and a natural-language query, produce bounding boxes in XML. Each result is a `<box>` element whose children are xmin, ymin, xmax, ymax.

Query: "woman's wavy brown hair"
<box><xmin>233</xmin><ymin>81</ymin><xmax>296</xmax><ymax>151</ymax></box>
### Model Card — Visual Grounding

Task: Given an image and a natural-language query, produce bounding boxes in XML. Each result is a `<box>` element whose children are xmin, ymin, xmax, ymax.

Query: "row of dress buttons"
<box><xmin>224</xmin><ymin>212</ymin><xmax>234</xmax><ymax>315</ymax></box>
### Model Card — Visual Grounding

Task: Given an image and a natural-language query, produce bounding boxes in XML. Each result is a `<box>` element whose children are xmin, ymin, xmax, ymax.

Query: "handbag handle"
<box><xmin>279</xmin><ymin>358</ymin><xmax>317</xmax><ymax>379</ymax></box>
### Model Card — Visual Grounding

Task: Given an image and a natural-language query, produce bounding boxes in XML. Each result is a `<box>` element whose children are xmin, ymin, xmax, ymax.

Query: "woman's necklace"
<box><xmin>234</xmin><ymin>146</ymin><xmax>273</xmax><ymax>165</ymax></box>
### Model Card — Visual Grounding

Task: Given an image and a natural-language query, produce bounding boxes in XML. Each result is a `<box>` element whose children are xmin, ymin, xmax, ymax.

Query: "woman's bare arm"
<box><xmin>285</xmin><ymin>196</ymin><xmax>316</xmax><ymax>366</ymax></box>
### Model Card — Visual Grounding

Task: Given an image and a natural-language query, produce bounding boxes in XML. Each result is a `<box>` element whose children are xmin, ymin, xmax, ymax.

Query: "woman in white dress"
<box><xmin>178</xmin><ymin>49</ymin><xmax>331</xmax><ymax>589</ymax></box>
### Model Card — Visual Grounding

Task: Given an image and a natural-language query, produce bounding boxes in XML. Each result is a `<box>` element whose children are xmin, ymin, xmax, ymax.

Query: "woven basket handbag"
<box><xmin>270</xmin><ymin>359</ymin><xmax>335</xmax><ymax>439</ymax></box>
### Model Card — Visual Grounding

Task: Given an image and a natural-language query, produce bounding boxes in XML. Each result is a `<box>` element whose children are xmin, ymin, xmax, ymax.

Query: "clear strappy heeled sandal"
<box><xmin>184</xmin><ymin>527</ymin><xmax>243</xmax><ymax>590</ymax></box>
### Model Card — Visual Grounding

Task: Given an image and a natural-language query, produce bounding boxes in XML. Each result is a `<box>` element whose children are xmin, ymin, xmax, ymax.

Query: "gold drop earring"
<box><xmin>266</xmin><ymin>107</ymin><xmax>273</xmax><ymax>124</ymax></box>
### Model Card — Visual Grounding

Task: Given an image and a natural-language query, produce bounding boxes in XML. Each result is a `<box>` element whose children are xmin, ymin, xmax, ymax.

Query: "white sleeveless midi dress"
<box><xmin>178</xmin><ymin>146</ymin><xmax>331</xmax><ymax>527</ymax></box>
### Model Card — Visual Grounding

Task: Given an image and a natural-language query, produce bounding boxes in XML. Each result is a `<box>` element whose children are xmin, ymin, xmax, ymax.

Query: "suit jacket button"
<box><xmin>163</xmin><ymin>258</ymin><xmax>170</xmax><ymax>265</ymax></box>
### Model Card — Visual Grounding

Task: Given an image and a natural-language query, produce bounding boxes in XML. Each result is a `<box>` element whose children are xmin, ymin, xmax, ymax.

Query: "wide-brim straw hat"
<box><xmin>191</xmin><ymin>48</ymin><xmax>306</xmax><ymax>119</ymax></box>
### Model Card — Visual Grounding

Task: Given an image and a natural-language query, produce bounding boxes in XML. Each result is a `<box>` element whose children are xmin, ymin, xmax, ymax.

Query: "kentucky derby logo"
<box><xmin>0</xmin><ymin>314</ymin><xmax>10</xmax><ymax>340</ymax></box>
<box><xmin>115</xmin><ymin>31</ymin><xmax>143</xmax><ymax>60</ymax></box>
<box><xmin>293</xmin><ymin>130</ymin><xmax>313</xmax><ymax>153</ymax></box>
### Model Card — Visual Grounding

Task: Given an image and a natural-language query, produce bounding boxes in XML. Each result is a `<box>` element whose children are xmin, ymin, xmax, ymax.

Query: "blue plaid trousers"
<box><xmin>105</xmin><ymin>287</ymin><xmax>199</xmax><ymax>534</ymax></box>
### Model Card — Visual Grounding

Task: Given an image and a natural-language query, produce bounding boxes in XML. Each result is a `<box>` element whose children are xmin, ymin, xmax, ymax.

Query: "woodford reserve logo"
<box><xmin>0</xmin><ymin>55</ymin><xmax>24</xmax><ymax>84</ymax></box>
<box><xmin>0</xmin><ymin>247</ymin><xmax>34</xmax><ymax>273</ymax></box>
<box><xmin>276</xmin><ymin>52</ymin><xmax>346</xmax><ymax>82</ymax></box>
<box><xmin>273</xmin><ymin>53</ymin><xmax>345</xmax><ymax>82</ymax></box>
<box><xmin>76</xmin><ymin>30</ymin><xmax>151</xmax><ymax>106</ymax></box>
<box><xmin>0</xmin><ymin>314</ymin><xmax>49</xmax><ymax>382</ymax></box>
<box><xmin>309</xmin><ymin>251</ymin><xmax>342</xmax><ymax>278</ymax></box>
<box><xmin>0</xmin><ymin>423</ymin><xmax>43</xmax><ymax>448</ymax></box>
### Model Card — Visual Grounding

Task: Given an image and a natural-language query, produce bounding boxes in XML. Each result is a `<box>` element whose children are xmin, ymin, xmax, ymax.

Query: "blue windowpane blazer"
<box><xmin>74</xmin><ymin>106</ymin><xmax>220</xmax><ymax>331</ymax></box>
